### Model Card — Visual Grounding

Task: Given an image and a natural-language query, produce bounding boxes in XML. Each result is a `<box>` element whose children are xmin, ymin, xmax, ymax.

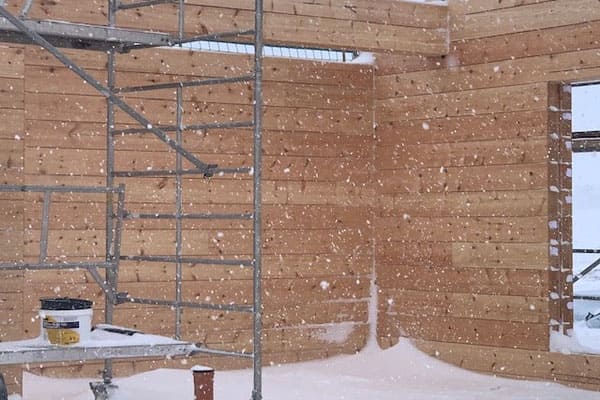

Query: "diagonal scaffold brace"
<box><xmin>0</xmin><ymin>5</ymin><xmax>217</xmax><ymax>177</ymax></box>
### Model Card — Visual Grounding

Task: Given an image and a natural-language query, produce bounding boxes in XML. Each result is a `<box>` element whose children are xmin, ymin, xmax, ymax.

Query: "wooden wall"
<box><xmin>374</xmin><ymin>0</ymin><xmax>600</xmax><ymax>390</ymax></box>
<box><xmin>0</xmin><ymin>44</ymin><xmax>374</xmax><ymax>393</ymax></box>
<box><xmin>3</xmin><ymin>0</ymin><xmax>448</xmax><ymax>55</ymax></box>
<box><xmin>0</xmin><ymin>45</ymin><xmax>25</xmax><ymax>393</ymax></box>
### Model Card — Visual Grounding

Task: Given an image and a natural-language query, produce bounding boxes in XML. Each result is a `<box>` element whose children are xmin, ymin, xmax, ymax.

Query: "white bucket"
<box><xmin>39</xmin><ymin>298</ymin><xmax>93</xmax><ymax>345</ymax></box>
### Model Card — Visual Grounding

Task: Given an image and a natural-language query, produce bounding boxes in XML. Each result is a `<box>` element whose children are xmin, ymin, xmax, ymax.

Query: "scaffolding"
<box><xmin>0</xmin><ymin>1</ymin><xmax>263</xmax><ymax>399</ymax></box>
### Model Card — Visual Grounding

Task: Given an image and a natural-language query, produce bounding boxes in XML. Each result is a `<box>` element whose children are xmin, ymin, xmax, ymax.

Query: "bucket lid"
<box><xmin>40</xmin><ymin>297</ymin><xmax>93</xmax><ymax>310</ymax></box>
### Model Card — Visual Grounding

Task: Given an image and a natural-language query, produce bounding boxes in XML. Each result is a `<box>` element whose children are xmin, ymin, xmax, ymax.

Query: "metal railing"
<box><xmin>0</xmin><ymin>185</ymin><xmax>125</xmax><ymax>305</ymax></box>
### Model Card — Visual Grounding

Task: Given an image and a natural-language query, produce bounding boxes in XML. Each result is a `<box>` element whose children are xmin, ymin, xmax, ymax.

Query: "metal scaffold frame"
<box><xmin>0</xmin><ymin>1</ymin><xmax>263</xmax><ymax>399</ymax></box>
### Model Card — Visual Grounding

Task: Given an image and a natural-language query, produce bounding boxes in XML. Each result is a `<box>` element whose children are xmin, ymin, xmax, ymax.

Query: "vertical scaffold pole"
<box><xmin>174</xmin><ymin>0</ymin><xmax>185</xmax><ymax>340</ymax></box>
<box><xmin>104</xmin><ymin>0</ymin><xmax>117</xmax><ymax>384</ymax></box>
<box><xmin>252</xmin><ymin>0</ymin><xmax>263</xmax><ymax>399</ymax></box>
<box><xmin>175</xmin><ymin>86</ymin><xmax>184</xmax><ymax>339</ymax></box>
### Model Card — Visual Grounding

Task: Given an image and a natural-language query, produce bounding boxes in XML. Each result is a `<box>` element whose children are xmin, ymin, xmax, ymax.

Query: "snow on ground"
<box><xmin>19</xmin><ymin>339</ymin><xmax>599</xmax><ymax>400</ymax></box>
<box><xmin>571</xmin><ymin>85</ymin><xmax>600</xmax><ymax>353</ymax></box>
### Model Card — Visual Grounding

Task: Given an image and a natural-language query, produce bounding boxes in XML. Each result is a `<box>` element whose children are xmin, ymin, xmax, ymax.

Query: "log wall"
<box><xmin>3</xmin><ymin>0</ymin><xmax>448</xmax><ymax>54</ymax></box>
<box><xmin>374</xmin><ymin>0</ymin><xmax>600</xmax><ymax>390</ymax></box>
<box><xmin>0</xmin><ymin>44</ymin><xmax>374</xmax><ymax>393</ymax></box>
<box><xmin>0</xmin><ymin>45</ymin><xmax>25</xmax><ymax>393</ymax></box>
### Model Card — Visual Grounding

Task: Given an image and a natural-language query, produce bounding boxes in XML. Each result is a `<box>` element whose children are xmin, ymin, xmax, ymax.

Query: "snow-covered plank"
<box><xmin>0</xmin><ymin>328</ymin><xmax>198</xmax><ymax>365</ymax></box>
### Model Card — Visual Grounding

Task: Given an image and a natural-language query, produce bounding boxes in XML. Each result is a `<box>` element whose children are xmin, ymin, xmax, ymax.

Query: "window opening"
<box><xmin>178</xmin><ymin>40</ymin><xmax>358</xmax><ymax>62</ymax></box>
<box><xmin>556</xmin><ymin>82</ymin><xmax>600</xmax><ymax>353</ymax></box>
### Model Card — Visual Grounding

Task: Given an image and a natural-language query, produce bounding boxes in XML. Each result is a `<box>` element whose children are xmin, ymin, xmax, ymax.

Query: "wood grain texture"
<box><xmin>373</xmin><ymin>0</ymin><xmax>600</xmax><ymax>391</ymax></box>
<box><xmin>6</xmin><ymin>0</ymin><xmax>448</xmax><ymax>54</ymax></box>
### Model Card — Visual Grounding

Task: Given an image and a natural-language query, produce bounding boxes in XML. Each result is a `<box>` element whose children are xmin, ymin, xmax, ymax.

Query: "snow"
<box><xmin>570</xmin><ymin>84</ymin><xmax>600</xmax><ymax>353</ymax></box>
<box><xmin>314</xmin><ymin>321</ymin><xmax>356</xmax><ymax>344</ymax></box>
<box><xmin>0</xmin><ymin>325</ymin><xmax>188</xmax><ymax>353</ymax></box>
<box><xmin>18</xmin><ymin>339</ymin><xmax>599</xmax><ymax>400</ymax></box>
<box><xmin>573</xmin><ymin>85</ymin><xmax>600</xmax><ymax>132</ymax></box>
<box><xmin>350</xmin><ymin>52</ymin><xmax>375</xmax><ymax>65</ymax></box>
<box><xmin>550</xmin><ymin>324</ymin><xmax>600</xmax><ymax>354</ymax></box>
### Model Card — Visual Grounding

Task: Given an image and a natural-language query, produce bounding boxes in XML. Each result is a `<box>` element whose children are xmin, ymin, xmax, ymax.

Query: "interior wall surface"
<box><xmin>374</xmin><ymin>0</ymin><xmax>600</xmax><ymax>390</ymax></box>
<box><xmin>0</xmin><ymin>44</ymin><xmax>375</xmax><ymax>392</ymax></box>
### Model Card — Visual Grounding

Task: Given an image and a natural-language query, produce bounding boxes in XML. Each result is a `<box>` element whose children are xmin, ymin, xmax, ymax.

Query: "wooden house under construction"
<box><xmin>0</xmin><ymin>0</ymin><xmax>600</xmax><ymax>397</ymax></box>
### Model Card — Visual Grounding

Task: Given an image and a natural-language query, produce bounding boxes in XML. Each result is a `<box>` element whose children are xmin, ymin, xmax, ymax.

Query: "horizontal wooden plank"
<box><xmin>374</xmin><ymin>215</ymin><xmax>547</xmax><ymax>244</ymax></box>
<box><xmin>414</xmin><ymin>339</ymin><xmax>600</xmax><ymax>389</ymax></box>
<box><xmin>259</xmin><ymin>13</ymin><xmax>448</xmax><ymax>55</ymax></box>
<box><xmin>452</xmin><ymin>18</ymin><xmax>600</xmax><ymax>66</ymax></box>
<box><xmin>26</xmin><ymin>93</ymin><xmax>372</xmax><ymax>134</ymax></box>
<box><xmin>111</xmin><ymin>48</ymin><xmax>371</xmax><ymax>87</ymax></box>
<box><xmin>254</xmin><ymin>0</ymin><xmax>448</xmax><ymax>29</ymax></box>
<box><xmin>0</xmin><ymin>138</ymin><xmax>23</xmax><ymax>171</ymax></box>
<box><xmin>376</xmin><ymin>82</ymin><xmax>547</xmax><ymax>122</ymax></box>
<box><xmin>25</xmin><ymin>66</ymin><xmax>371</xmax><ymax>112</ymax></box>
<box><xmin>0</xmin><ymin>109</ymin><xmax>23</xmax><ymax>139</ymax></box>
<box><xmin>376</xmin><ymin>110</ymin><xmax>547</xmax><ymax>145</ymax></box>
<box><xmin>0</xmin><ymin>46</ymin><xmax>24</xmax><ymax>79</ymax></box>
<box><xmin>15</xmin><ymin>0</ymin><xmax>447</xmax><ymax>54</ymax></box>
<box><xmin>381</xmin><ymin>289</ymin><xmax>548</xmax><ymax>323</ymax></box>
<box><xmin>25</xmin><ymin>147</ymin><xmax>371</xmax><ymax>183</ymax></box>
<box><xmin>24</xmin><ymin>202</ymin><xmax>368</xmax><ymax>231</ymax></box>
<box><xmin>0</xmin><ymin>78</ymin><xmax>24</xmax><ymax>109</ymax></box>
<box><xmin>22</xmin><ymin>251</ymin><xmax>372</xmax><ymax>284</ymax></box>
<box><xmin>0</xmin><ymin>200</ymin><xmax>23</xmax><ymax>232</ymax></box>
<box><xmin>379</xmin><ymin>314</ymin><xmax>548</xmax><ymax>350</ymax></box>
<box><xmin>21</xmin><ymin>276</ymin><xmax>369</xmax><ymax>314</ymax></box>
<box><xmin>25</xmin><ymin>121</ymin><xmax>373</xmax><ymax>161</ymax></box>
<box><xmin>24</xmin><ymin>225</ymin><xmax>370</xmax><ymax>259</ymax></box>
<box><xmin>374</xmin><ymin>52</ymin><xmax>445</xmax><ymax>76</ymax></box>
<box><xmin>377</xmin><ymin>163</ymin><xmax>547</xmax><ymax>194</ymax></box>
<box><xmin>377</xmin><ymin>241</ymin><xmax>548</xmax><ymax>270</ymax></box>
<box><xmin>376</xmin><ymin>137</ymin><xmax>547</xmax><ymax>169</ymax></box>
<box><xmin>451</xmin><ymin>242</ymin><xmax>548</xmax><ymax>269</ymax></box>
<box><xmin>453</xmin><ymin>0</ymin><xmax>600</xmax><ymax>40</ymax></box>
<box><xmin>381</xmin><ymin>189</ymin><xmax>548</xmax><ymax>218</ymax></box>
<box><xmin>376</xmin><ymin>265</ymin><xmax>547</xmax><ymax>297</ymax></box>
<box><xmin>460</xmin><ymin>0</ymin><xmax>554</xmax><ymax>14</ymax></box>
<box><xmin>0</xmin><ymin>230</ymin><xmax>23</xmax><ymax>261</ymax></box>
<box><xmin>377</xmin><ymin>47</ymin><xmax>600</xmax><ymax>98</ymax></box>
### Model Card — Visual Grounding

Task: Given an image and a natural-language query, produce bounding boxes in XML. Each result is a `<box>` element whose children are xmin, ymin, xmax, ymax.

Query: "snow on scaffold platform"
<box><xmin>0</xmin><ymin>325</ymin><xmax>202</xmax><ymax>365</ymax></box>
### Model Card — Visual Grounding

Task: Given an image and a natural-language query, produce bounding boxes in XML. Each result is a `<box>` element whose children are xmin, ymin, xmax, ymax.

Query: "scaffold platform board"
<box><xmin>0</xmin><ymin>17</ymin><xmax>170</xmax><ymax>51</ymax></box>
<box><xmin>0</xmin><ymin>325</ymin><xmax>198</xmax><ymax>365</ymax></box>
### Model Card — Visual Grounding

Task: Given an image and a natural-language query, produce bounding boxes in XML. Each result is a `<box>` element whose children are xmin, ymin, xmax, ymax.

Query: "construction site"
<box><xmin>1</xmin><ymin>0</ymin><xmax>600</xmax><ymax>399</ymax></box>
